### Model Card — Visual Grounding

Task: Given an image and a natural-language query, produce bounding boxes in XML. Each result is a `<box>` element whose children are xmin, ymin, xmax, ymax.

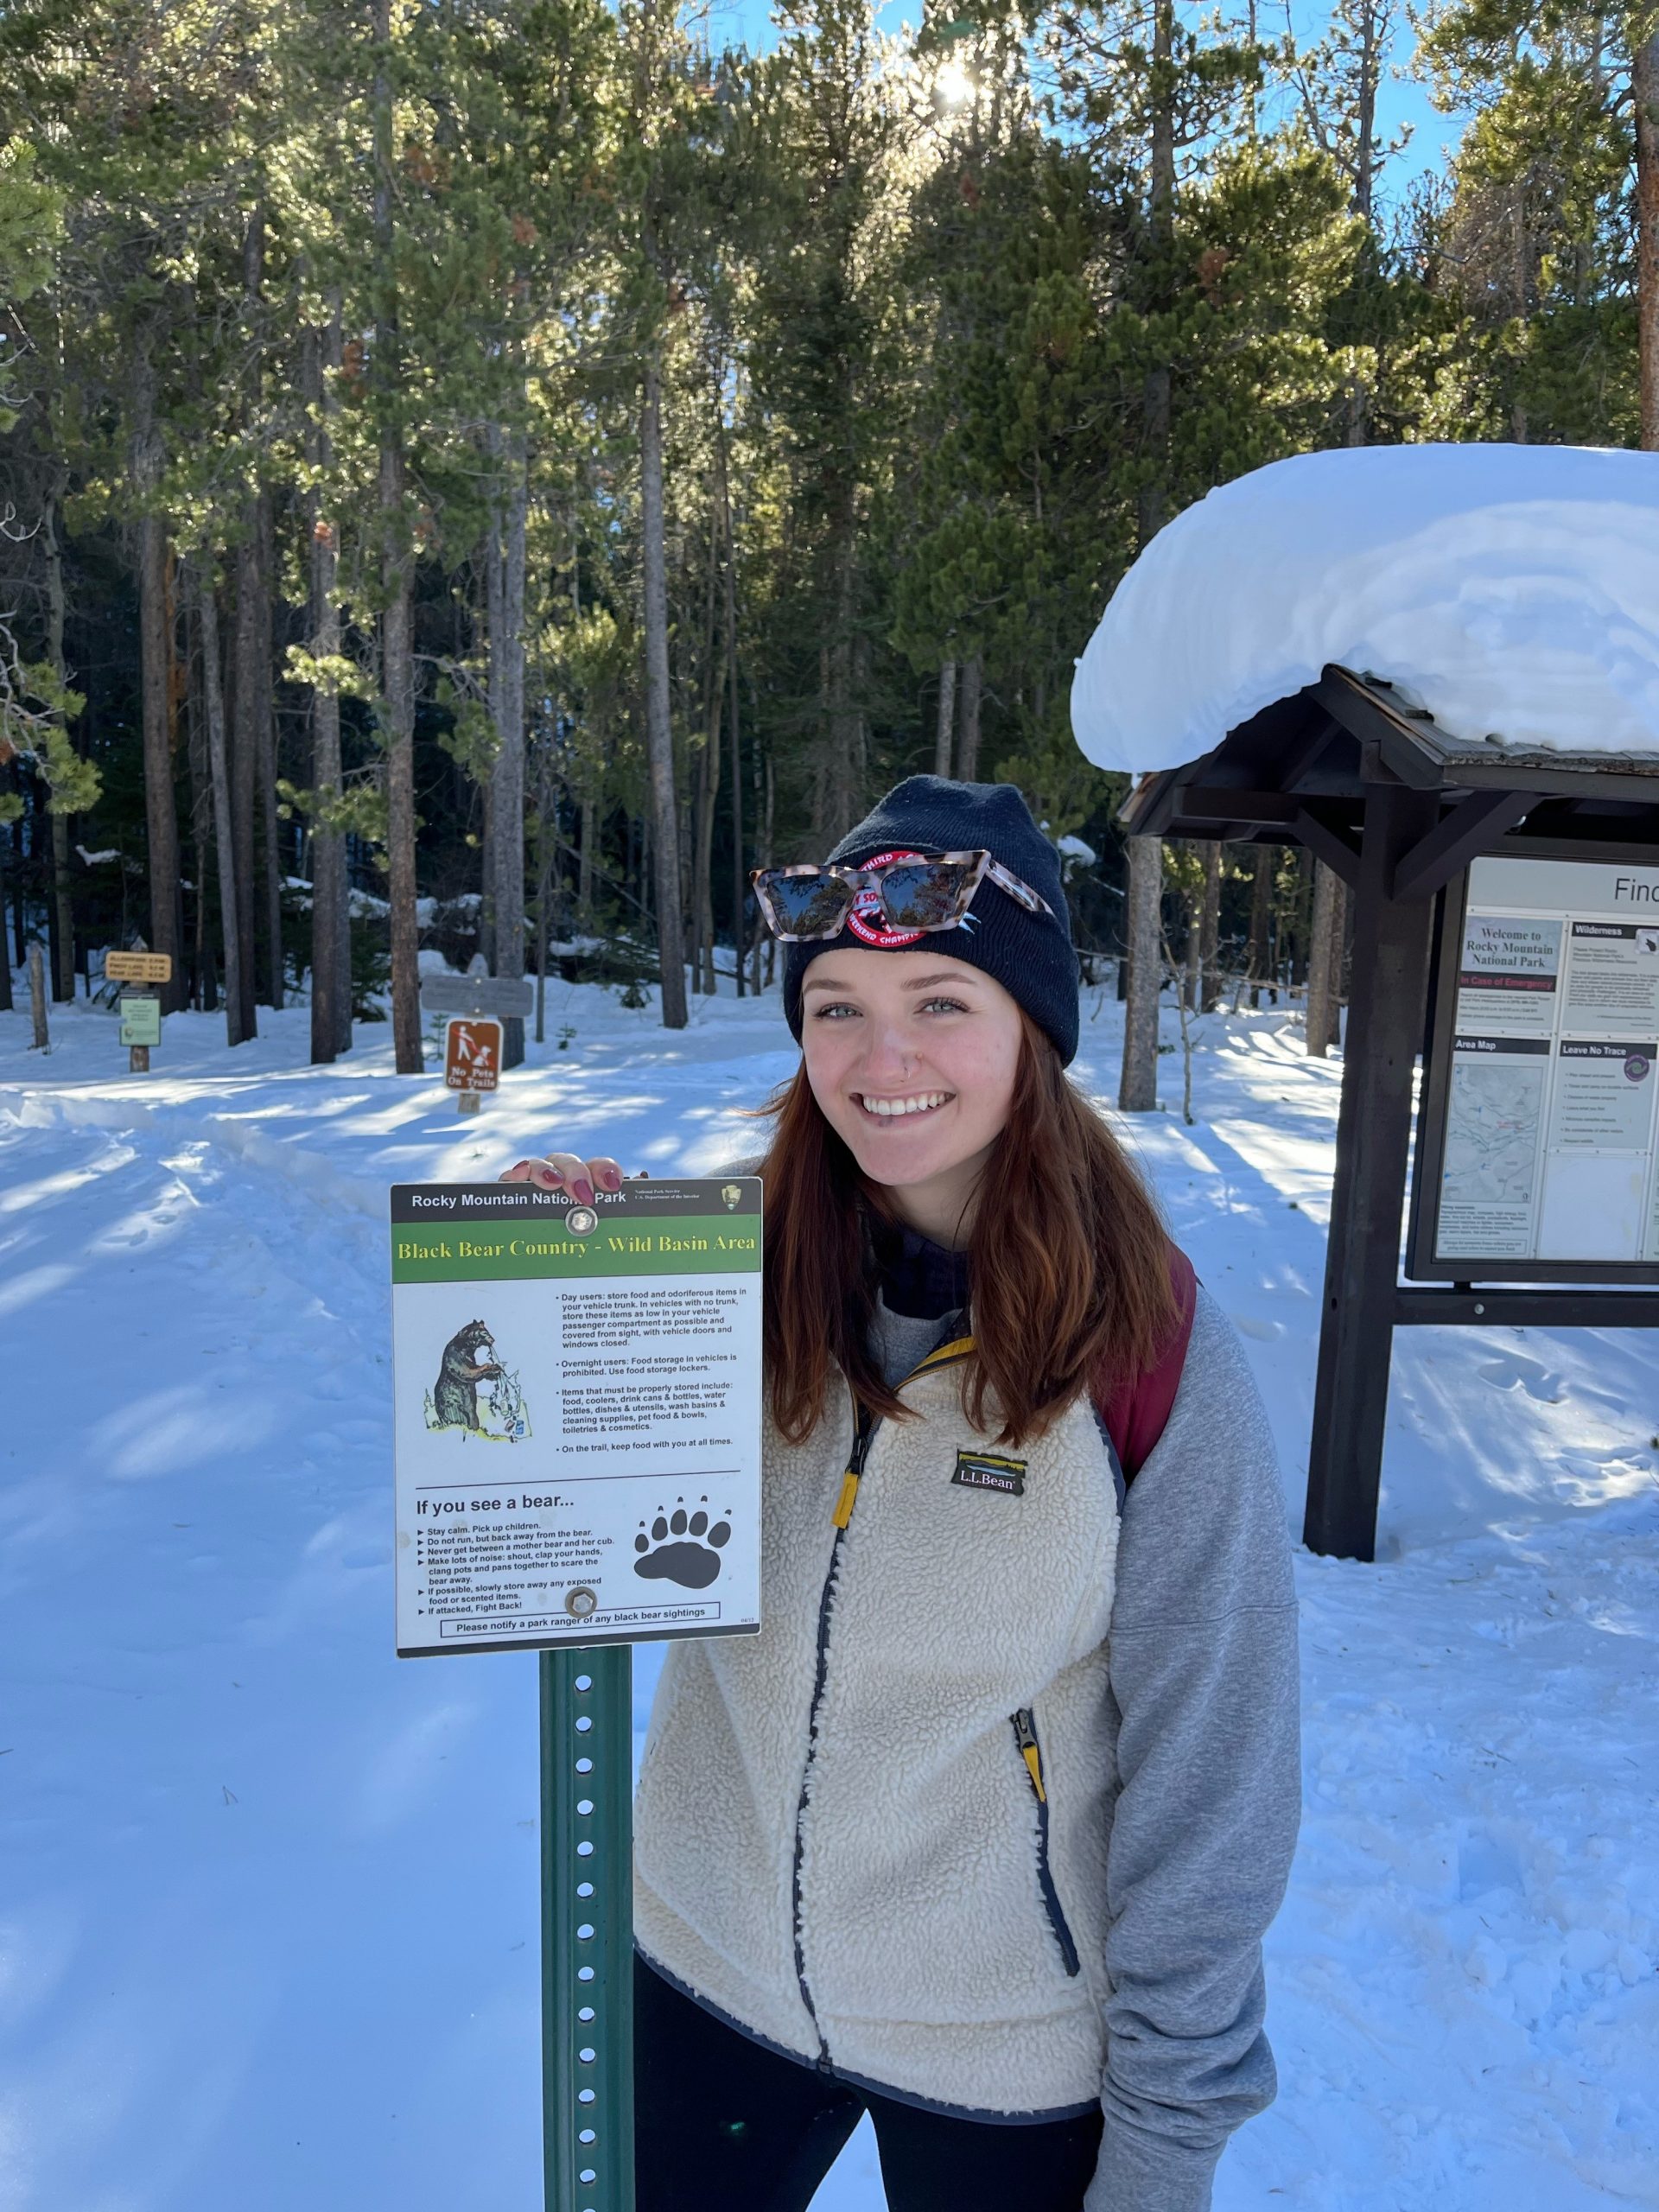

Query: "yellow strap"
<box><xmin>832</xmin><ymin>1470</ymin><xmax>861</xmax><ymax>1529</ymax></box>
<box><xmin>1021</xmin><ymin>1743</ymin><xmax>1046</xmax><ymax>1803</ymax></box>
<box><xmin>906</xmin><ymin>1333</ymin><xmax>976</xmax><ymax>1377</ymax></box>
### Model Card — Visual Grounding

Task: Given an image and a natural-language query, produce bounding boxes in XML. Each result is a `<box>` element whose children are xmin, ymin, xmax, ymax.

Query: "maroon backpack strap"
<box><xmin>1096</xmin><ymin>1245</ymin><xmax>1197</xmax><ymax>1484</ymax></box>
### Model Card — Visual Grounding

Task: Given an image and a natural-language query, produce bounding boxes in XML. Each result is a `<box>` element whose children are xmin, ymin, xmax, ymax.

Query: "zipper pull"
<box><xmin>1013</xmin><ymin>1708</ymin><xmax>1046</xmax><ymax>1802</ymax></box>
<box><xmin>832</xmin><ymin>1469</ymin><xmax>860</xmax><ymax>1529</ymax></box>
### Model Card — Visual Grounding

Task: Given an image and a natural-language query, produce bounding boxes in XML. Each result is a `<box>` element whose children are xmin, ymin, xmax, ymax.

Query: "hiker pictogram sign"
<box><xmin>445</xmin><ymin>1017</ymin><xmax>502</xmax><ymax>1092</ymax></box>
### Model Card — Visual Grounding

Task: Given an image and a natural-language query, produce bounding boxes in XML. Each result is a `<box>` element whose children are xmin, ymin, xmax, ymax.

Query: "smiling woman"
<box><xmin>504</xmin><ymin>775</ymin><xmax>1302</xmax><ymax>2212</ymax></box>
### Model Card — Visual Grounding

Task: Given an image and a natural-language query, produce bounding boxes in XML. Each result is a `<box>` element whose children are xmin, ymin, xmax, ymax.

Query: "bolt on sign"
<box><xmin>105</xmin><ymin>950</ymin><xmax>173</xmax><ymax>985</ymax></box>
<box><xmin>445</xmin><ymin>1017</ymin><xmax>502</xmax><ymax>1092</ymax></box>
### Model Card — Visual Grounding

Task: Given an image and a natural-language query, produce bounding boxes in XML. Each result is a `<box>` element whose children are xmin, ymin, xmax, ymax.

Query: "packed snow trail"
<box><xmin>1</xmin><ymin>982</ymin><xmax>1655</xmax><ymax>2210</ymax></box>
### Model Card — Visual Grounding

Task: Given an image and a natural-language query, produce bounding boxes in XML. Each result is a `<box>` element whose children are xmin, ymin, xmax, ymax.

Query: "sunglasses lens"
<box><xmin>877</xmin><ymin>861</ymin><xmax>976</xmax><ymax>930</ymax></box>
<box><xmin>761</xmin><ymin>873</ymin><xmax>853</xmax><ymax>937</ymax></box>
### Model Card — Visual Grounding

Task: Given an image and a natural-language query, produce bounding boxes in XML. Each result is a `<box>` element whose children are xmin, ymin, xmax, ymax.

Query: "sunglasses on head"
<box><xmin>751</xmin><ymin>849</ymin><xmax>1057</xmax><ymax>942</ymax></box>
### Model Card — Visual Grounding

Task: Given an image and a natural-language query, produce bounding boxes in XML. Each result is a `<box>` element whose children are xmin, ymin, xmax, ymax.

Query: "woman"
<box><xmin>503</xmin><ymin>777</ymin><xmax>1300</xmax><ymax>2212</ymax></box>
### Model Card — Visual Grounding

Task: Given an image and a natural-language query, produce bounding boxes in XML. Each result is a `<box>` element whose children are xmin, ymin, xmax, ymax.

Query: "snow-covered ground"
<box><xmin>2</xmin><ymin>974</ymin><xmax>1655</xmax><ymax>2211</ymax></box>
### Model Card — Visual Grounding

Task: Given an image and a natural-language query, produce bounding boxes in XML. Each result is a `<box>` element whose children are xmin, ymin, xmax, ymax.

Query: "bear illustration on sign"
<box><xmin>425</xmin><ymin>1319</ymin><xmax>531</xmax><ymax>1441</ymax></box>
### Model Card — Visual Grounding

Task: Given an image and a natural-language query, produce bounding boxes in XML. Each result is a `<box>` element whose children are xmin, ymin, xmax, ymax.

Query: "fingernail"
<box><xmin>573</xmin><ymin>1179</ymin><xmax>595</xmax><ymax>1205</ymax></box>
<box><xmin>600</xmin><ymin>1165</ymin><xmax>621</xmax><ymax>1191</ymax></box>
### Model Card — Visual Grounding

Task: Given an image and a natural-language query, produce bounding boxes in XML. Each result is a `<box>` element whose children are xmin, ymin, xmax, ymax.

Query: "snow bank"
<box><xmin>1071</xmin><ymin>444</ymin><xmax>1659</xmax><ymax>774</ymax></box>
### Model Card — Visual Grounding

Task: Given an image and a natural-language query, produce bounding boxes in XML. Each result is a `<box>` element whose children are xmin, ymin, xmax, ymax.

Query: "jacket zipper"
<box><xmin>791</xmin><ymin>1399</ymin><xmax>877</xmax><ymax>2067</ymax></box>
<box><xmin>1012</xmin><ymin>1707</ymin><xmax>1082</xmax><ymax>1979</ymax></box>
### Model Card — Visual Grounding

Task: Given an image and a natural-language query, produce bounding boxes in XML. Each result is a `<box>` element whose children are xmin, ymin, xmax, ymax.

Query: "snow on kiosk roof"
<box><xmin>1071</xmin><ymin>443</ymin><xmax>1659</xmax><ymax>784</ymax></box>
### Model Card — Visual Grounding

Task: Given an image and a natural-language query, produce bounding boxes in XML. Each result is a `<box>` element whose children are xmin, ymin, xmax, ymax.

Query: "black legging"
<box><xmin>634</xmin><ymin>1955</ymin><xmax>1104</xmax><ymax>2212</ymax></box>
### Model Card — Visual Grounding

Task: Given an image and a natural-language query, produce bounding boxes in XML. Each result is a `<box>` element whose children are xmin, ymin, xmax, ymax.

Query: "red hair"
<box><xmin>753</xmin><ymin>1013</ymin><xmax>1177</xmax><ymax>1448</ymax></box>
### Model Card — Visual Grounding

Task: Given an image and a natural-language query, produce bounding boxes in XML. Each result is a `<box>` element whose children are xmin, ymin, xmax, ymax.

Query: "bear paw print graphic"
<box><xmin>633</xmin><ymin>1499</ymin><xmax>731</xmax><ymax>1591</ymax></box>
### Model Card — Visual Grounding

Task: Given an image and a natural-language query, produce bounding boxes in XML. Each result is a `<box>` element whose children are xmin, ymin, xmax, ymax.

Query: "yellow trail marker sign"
<box><xmin>105</xmin><ymin>950</ymin><xmax>173</xmax><ymax>984</ymax></box>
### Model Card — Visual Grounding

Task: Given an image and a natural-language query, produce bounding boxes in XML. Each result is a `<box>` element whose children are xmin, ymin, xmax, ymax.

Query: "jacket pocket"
<box><xmin>1011</xmin><ymin>1708</ymin><xmax>1082</xmax><ymax>1979</ymax></box>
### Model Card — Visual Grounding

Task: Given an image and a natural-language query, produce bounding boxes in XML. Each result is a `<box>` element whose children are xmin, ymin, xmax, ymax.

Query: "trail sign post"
<box><xmin>388</xmin><ymin>1177</ymin><xmax>764</xmax><ymax>2212</ymax></box>
<box><xmin>27</xmin><ymin>942</ymin><xmax>48</xmax><ymax>1052</ymax></box>
<box><xmin>107</xmin><ymin>949</ymin><xmax>172</xmax><ymax>1071</ymax></box>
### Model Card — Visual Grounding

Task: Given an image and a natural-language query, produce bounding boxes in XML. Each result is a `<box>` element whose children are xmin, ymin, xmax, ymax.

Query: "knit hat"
<box><xmin>780</xmin><ymin>776</ymin><xmax>1080</xmax><ymax>1065</ymax></box>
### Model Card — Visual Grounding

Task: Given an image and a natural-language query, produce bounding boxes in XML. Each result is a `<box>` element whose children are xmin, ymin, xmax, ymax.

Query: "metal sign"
<box><xmin>1410</xmin><ymin>854</ymin><xmax>1659</xmax><ymax>1281</ymax></box>
<box><xmin>391</xmin><ymin>1176</ymin><xmax>765</xmax><ymax>2212</ymax></box>
<box><xmin>118</xmin><ymin>991</ymin><xmax>162</xmax><ymax>1047</ymax></box>
<box><xmin>421</xmin><ymin>974</ymin><xmax>535</xmax><ymax>1020</ymax></box>
<box><xmin>444</xmin><ymin>1017</ymin><xmax>502</xmax><ymax>1092</ymax></box>
<box><xmin>105</xmin><ymin>950</ymin><xmax>173</xmax><ymax>984</ymax></box>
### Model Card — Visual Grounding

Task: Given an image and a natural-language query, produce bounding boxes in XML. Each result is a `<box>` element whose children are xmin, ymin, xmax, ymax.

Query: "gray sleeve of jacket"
<box><xmin>1085</xmin><ymin>1287</ymin><xmax>1303</xmax><ymax>2212</ymax></box>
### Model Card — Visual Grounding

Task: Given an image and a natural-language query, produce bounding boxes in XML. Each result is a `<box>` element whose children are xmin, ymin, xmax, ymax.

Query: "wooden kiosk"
<box><xmin>1122</xmin><ymin>663</ymin><xmax>1659</xmax><ymax>1562</ymax></box>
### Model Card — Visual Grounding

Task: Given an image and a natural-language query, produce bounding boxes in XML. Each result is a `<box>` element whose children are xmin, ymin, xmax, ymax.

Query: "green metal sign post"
<box><xmin>541</xmin><ymin>1645</ymin><xmax>635</xmax><ymax>2212</ymax></box>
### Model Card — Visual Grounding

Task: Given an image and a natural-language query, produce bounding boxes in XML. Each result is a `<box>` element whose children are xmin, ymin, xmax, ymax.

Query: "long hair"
<box><xmin>754</xmin><ymin>1013</ymin><xmax>1177</xmax><ymax>1448</ymax></box>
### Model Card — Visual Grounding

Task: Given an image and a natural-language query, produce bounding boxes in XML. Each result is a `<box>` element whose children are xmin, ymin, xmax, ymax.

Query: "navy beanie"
<box><xmin>781</xmin><ymin>776</ymin><xmax>1080</xmax><ymax>1065</ymax></box>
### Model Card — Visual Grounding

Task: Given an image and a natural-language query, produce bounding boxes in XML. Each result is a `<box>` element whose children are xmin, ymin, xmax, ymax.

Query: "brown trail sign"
<box><xmin>445</xmin><ymin>1017</ymin><xmax>502</xmax><ymax>1099</ymax></box>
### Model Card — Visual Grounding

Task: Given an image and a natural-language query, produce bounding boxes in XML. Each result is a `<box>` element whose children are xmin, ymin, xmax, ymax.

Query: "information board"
<box><xmin>391</xmin><ymin>1177</ymin><xmax>762</xmax><ymax>1656</ymax></box>
<box><xmin>1410</xmin><ymin>855</ymin><xmax>1659</xmax><ymax>1278</ymax></box>
<box><xmin>118</xmin><ymin>990</ymin><xmax>162</xmax><ymax>1047</ymax></box>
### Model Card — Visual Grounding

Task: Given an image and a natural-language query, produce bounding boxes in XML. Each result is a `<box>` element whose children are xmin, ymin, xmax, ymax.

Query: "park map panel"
<box><xmin>1432</xmin><ymin>857</ymin><xmax>1659</xmax><ymax>1268</ymax></box>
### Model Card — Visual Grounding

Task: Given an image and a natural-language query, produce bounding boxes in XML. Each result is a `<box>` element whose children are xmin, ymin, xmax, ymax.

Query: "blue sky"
<box><xmin>703</xmin><ymin>0</ymin><xmax>1470</xmax><ymax>205</ymax></box>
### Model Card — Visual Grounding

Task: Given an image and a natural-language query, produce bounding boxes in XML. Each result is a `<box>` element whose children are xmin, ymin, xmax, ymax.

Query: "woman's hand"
<box><xmin>499</xmin><ymin>1151</ymin><xmax>635</xmax><ymax>1204</ymax></box>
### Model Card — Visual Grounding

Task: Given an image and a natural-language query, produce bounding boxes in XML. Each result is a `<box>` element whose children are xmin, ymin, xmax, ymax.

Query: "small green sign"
<box><xmin>118</xmin><ymin>991</ymin><xmax>162</xmax><ymax>1047</ymax></box>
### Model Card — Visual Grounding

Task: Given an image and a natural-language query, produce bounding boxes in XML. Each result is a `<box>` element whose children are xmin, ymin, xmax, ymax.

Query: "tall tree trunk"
<box><xmin>639</xmin><ymin>344</ymin><xmax>688</xmax><ymax>1029</ymax></box>
<box><xmin>375</xmin><ymin>0</ymin><xmax>422</xmax><ymax>1073</ymax></box>
<box><xmin>9</xmin><ymin>796</ymin><xmax>23</xmax><ymax>970</ymax></box>
<box><xmin>482</xmin><ymin>468</ymin><xmax>504</xmax><ymax>974</ymax></box>
<box><xmin>692</xmin><ymin>505</ymin><xmax>721</xmax><ymax>995</ymax></box>
<box><xmin>816</xmin><ymin>523</ymin><xmax>861</xmax><ymax>840</ymax></box>
<box><xmin>1637</xmin><ymin>30</ymin><xmax>1659</xmax><ymax>451</ymax></box>
<box><xmin>0</xmin><ymin>798</ymin><xmax>10</xmax><ymax>1012</ymax></box>
<box><xmin>194</xmin><ymin>561</ymin><xmax>245</xmax><ymax>1046</ymax></box>
<box><xmin>231</xmin><ymin>533</ymin><xmax>260</xmax><ymax>1039</ymax></box>
<box><xmin>1247</xmin><ymin>842</ymin><xmax>1274</xmax><ymax>1006</ymax></box>
<box><xmin>42</xmin><ymin>496</ymin><xmax>74</xmax><ymax>1001</ymax></box>
<box><xmin>305</xmin><ymin>317</ymin><xmax>349</xmax><ymax>1061</ymax></box>
<box><xmin>488</xmin><ymin>423</ymin><xmax>528</xmax><ymax>1064</ymax></box>
<box><xmin>1305</xmin><ymin>859</ymin><xmax>1344</xmax><ymax>1059</ymax></box>
<box><xmin>716</xmin><ymin>415</ymin><xmax>746</xmax><ymax>998</ymax></box>
<box><xmin>934</xmin><ymin>659</ymin><xmax>957</xmax><ymax>777</ymax></box>
<box><xmin>185</xmin><ymin>606</ymin><xmax>217</xmax><ymax>1013</ymax></box>
<box><xmin>255</xmin><ymin>495</ymin><xmax>283</xmax><ymax>1008</ymax></box>
<box><xmin>1140</xmin><ymin>0</ymin><xmax>1176</xmax><ymax>549</ymax></box>
<box><xmin>1290</xmin><ymin>845</ymin><xmax>1313</xmax><ymax>983</ymax></box>
<box><xmin>957</xmin><ymin>655</ymin><xmax>982</xmax><ymax>780</ymax></box>
<box><xmin>132</xmin><ymin>337</ymin><xmax>184</xmax><ymax>1009</ymax></box>
<box><xmin>579</xmin><ymin>792</ymin><xmax>595</xmax><ymax>914</ymax></box>
<box><xmin>1198</xmin><ymin>839</ymin><xmax>1222</xmax><ymax>1011</ymax></box>
<box><xmin>1119</xmin><ymin>834</ymin><xmax>1162</xmax><ymax>1111</ymax></box>
<box><xmin>0</xmin><ymin>858</ymin><xmax>10</xmax><ymax>1013</ymax></box>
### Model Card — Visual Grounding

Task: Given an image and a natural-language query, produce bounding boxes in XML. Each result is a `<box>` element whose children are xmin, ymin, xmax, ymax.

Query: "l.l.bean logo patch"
<box><xmin>950</xmin><ymin>1448</ymin><xmax>1027</xmax><ymax>1497</ymax></box>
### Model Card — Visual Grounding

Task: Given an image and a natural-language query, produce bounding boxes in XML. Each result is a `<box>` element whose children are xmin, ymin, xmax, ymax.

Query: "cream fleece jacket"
<box><xmin>633</xmin><ymin>1287</ymin><xmax>1300</xmax><ymax>2212</ymax></box>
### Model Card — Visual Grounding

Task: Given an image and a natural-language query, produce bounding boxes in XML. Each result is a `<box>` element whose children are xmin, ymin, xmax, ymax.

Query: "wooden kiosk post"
<box><xmin>1120</xmin><ymin>664</ymin><xmax>1659</xmax><ymax>1562</ymax></box>
<box><xmin>1302</xmin><ymin>781</ymin><xmax>1439</xmax><ymax>1557</ymax></box>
